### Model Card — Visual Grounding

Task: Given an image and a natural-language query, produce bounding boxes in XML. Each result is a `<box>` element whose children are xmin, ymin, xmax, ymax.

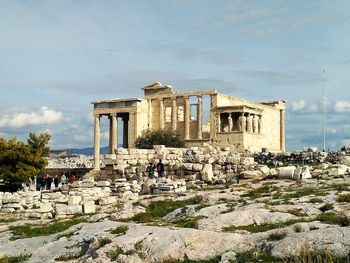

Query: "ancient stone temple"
<box><xmin>92</xmin><ymin>82</ymin><xmax>286</xmax><ymax>169</ymax></box>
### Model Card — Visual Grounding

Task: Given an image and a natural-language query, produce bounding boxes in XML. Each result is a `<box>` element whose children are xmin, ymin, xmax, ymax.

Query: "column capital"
<box><xmin>110</xmin><ymin>113</ymin><xmax>117</xmax><ymax>117</ymax></box>
<box><xmin>197</xmin><ymin>95</ymin><xmax>203</xmax><ymax>99</ymax></box>
<box><xmin>94</xmin><ymin>113</ymin><xmax>100</xmax><ymax>118</ymax></box>
<box><xmin>183</xmin><ymin>96</ymin><xmax>189</xmax><ymax>100</ymax></box>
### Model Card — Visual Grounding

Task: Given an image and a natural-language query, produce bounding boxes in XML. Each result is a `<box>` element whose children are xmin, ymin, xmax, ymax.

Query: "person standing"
<box><xmin>157</xmin><ymin>159</ymin><xmax>165</xmax><ymax>178</ymax></box>
<box><xmin>54</xmin><ymin>176</ymin><xmax>60</xmax><ymax>188</ymax></box>
<box><xmin>61</xmin><ymin>173</ymin><xmax>67</xmax><ymax>185</ymax></box>
<box><xmin>46</xmin><ymin>175</ymin><xmax>53</xmax><ymax>190</ymax></box>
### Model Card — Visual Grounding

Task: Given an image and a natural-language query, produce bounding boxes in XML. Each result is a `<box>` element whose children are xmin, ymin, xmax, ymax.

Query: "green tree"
<box><xmin>135</xmin><ymin>129</ymin><xmax>185</xmax><ymax>149</ymax></box>
<box><xmin>0</xmin><ymin>132</ymin><xmax>51</xmax><ymax>191</ymax></box>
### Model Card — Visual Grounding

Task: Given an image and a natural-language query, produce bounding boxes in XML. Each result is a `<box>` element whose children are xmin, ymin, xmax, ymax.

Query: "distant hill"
<box><xmin>52</xmin><ymin>146</ymin><xmax>109</xmax><ymax>156</ymax></box>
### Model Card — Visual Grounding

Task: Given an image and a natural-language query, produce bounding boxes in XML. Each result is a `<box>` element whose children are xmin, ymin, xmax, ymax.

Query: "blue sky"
<box><xmin>0</xmin><ymin>0</ymin><xmax>349</xmax><ymax>151</ymax></box>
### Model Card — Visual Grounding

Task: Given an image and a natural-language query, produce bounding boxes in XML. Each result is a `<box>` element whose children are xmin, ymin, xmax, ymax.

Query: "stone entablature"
<box><xmin>91</xmin><ymin>82</ymin><xmax>286</xmax><ymax>170</ymax></box>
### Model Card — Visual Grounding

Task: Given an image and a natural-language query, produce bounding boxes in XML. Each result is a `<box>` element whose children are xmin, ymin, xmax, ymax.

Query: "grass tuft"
<box><xmin>172</xmin><ymin>216</ymin><xmax>205</xmax><ymax>229</ymax></box>
<box><xmin>336</xmin><ymin>193</ymin><xmax>350</xmax><ymax>203</ymax></box>
<box><xmin>241</xmin><ymin>185</ymin><xmax>279</xmax><ymax>199</ymax></box>
<box><xmin>293</xmin><ymin>224</ymin><xmax>303</xmax><ymax>233</ymax></box>
<box><xmin>223</xmin><ymin>219</ymin><xmax>308</xmax><ymax>233</ymax></box>
<box><xmin>319</xmin><ymin>203</ymin><xmax>333</xmax><ymax>212</ymax></box>
<box><xmin>283</xmin><ymin>187</ymin><xmax>326</xmax><ymax>199</ymax></box>
<box><xmin>110</xmin><ymin>225</ymin><xmax>128</xmax><ymax>235</ymax></box>
<box><xmin>0</xmin><ymin>254</ymin><xmax>31</xmax><ymax>263</ymax></box>
<box><xmin>315</xmin><ymin>212</ymin><xmax>350</xmax><ymax>227</ymax></box>
<box><xmin>268</xmin><ymin>230</ymin><xmax>287</xmax><ymax>241</ymax></box>
<box><xmin>107</xmin><ymin>247</ymin><xmax>124</xmax><ymax>261</ymax></box>
<box><xmin>9</xmin><ymin>217</ymin><xmax>86</xmax><ymax>240</ymax></box>
<box><xmin>98</xmin><ymin>237</ymin><xmax>112</xmax><ymax>247</ymax></box>
<box><xmin>129</xmin><ymin>197</ymin><xmax>202</xmax><ymax>223</ymax></box>
<box><xmin>309</xmin><ymin>198</ymin><xmax>323</xmax><ymax>203</ymax></box>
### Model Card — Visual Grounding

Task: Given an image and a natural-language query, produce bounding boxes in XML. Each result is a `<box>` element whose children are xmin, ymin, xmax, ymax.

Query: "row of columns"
<box><xmin>93</xmin><ymin>113</ymin><xmax>125</xmax><ymax>170</ymax></box>
<box><xmin>151</xmin><ymin>95</ymin><xmax>203</xmax><ymax>140</ymax></box>
<box><xmin>217</xmin><ymin>112</ymin><xmax>263</xmax><ymax>134</ymax></box>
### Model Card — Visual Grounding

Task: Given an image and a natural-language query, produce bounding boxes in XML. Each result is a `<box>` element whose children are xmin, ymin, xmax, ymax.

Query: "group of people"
<box><xmin>146</xmin><ymin>159</ymin><xmax>165</xmax><ymax>179</ymax></box>
<box><xmin>34</xmin><ymin>173</ymin><xmax>79</xmax><ymax>191</ymax></box>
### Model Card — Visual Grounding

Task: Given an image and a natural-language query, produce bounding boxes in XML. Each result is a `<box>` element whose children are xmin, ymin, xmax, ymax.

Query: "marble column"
<box><xmin>280</xmin><ymin>110</ymin><xmax>285</xmax><ymax>152</ymax></box>
<box><xmin>159</xmin><ymin>98</ymin><xmax>164</xmax><ymax>129</ymax></box>
<box><xmin>184</xmin><ymin>96</ymin><xmax>190</xmax><ymax>140</ymax></box>
<box><xmin>122</xmin><ymin>116</ymin><xmax>128</xmax><ymax>148</ymax></box>
<box><xmin>171</xmin><ymin>97</ymin><xmax>177</xmax><ymax>131</ymax></box>
<box><xmin>109</xmin><ymin>113</ymin><xmax>117</xmax><ymax>154</ymax></box>
<box><xmin>93</xmin><ymin>114</ymin><xmax>101</xmax><ymax>170</ymax></box>
<box><xmin>148</xmin><ymin>99</ymin><xmax>152</xmax><ymax>129</ymax></box>
<box><xmin>197</xmin><ymin>96</ymin><xmax>202</xmax><ymax>139</ymax></box>
<box><xmin>217</xmin><ymin>113</ymin><xmax>221</xmax><ymax>133</ymax></box>
<box><xmin>128</xmin><ymin>112</ymin><xmax>136</xmax><ymax>148</ymax></box>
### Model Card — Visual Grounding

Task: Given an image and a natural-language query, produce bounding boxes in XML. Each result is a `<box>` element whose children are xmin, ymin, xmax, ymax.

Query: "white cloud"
<box><xmin>291</xmin><ymin>100</ymin><xmax>306</xmax><ymax>112</ymax></box>
<box><xmin>334</xmin><ymin>101</ymin><xmax>350</xmax><ymax>113</ymax></box>
<box><xmin>0</xmin><ymin>107</ymin><xmax>63</xmax><ymax>128</ymax></box>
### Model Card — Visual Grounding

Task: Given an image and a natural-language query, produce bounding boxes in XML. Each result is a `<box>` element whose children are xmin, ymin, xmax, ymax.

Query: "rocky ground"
<box><xmin>1</xmin><ymin>176</ymin><xmax>350</xmax><ymax>263</ymax></box>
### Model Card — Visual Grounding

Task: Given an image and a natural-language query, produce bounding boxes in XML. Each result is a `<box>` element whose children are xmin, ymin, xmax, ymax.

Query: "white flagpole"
<box><xmin>323</xmin><ymin>69</ymin><xmax>326</xmax><ymax>152</ymax></box>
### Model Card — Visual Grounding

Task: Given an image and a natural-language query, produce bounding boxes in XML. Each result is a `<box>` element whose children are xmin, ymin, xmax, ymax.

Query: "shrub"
<box><xmin>135</xmin><ymin>129</ymin><xmax>184</xmax><ymax>149</ymax></box>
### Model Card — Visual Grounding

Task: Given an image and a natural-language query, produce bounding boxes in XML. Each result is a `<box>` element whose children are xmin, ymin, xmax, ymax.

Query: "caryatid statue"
<box><xmin>247</xmin><ymin>114</ymin><xmax>253</xmax><ymax>133</ymax></box>
<box><xmin>228</xmin><ymin>113</ymin><xmax>233</xmax><ymax>132</ymax></box>
<box><xmin>237</xmin><ymin>115</ymin><xmax>242</xmax><ymax>131</ymax></box>
<box><xmin>253</xmin><ymin>115</ymin><xmax>259</xmax><ymax>133</ymax></box>
<box><xmin>241</xmin><ymin>114</ymin><xmax>247</xmax><ymax>132</ymax></box>
<box><xmin>258</xmin><ymin>116</ymin><xmax>263</xmax><ymax>134</ymax></box>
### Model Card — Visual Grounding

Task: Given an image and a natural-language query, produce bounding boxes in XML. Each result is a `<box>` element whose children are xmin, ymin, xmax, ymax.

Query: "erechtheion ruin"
<box><xmin>92</xmin><ymin>82</ymin><xmax>286</xmax><ymax>170</ymax></box>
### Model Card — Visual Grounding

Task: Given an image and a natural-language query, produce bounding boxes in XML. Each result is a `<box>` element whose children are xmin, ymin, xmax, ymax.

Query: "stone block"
<box><xmin>68</xmin><ymin>196</ymin><xmax>82</xmax><ymax>205</ymax></box>
<box><xmin>55</xmin><ymin>204</ymin><xmax>82</xmax><ymax>215</ymax></box>
<box><xmin>242</xmin><ymin>170</ymin><xmax>263</xmax><ymax>179</ymax></box>
<box><xmin>98</xmin><ymin>196</ymin><xmax>118</xmax><ymax>205</ymax></box>
<box><xmin>81</xmin><ymin>181</ymin><xmax>95</xmax><ymax>188</ymax></box>
<box><xmin>97</xmin><ymin>181</ymin><xmax>111</xmax><ymax>187</ymax></box>
<box><xmin>40</xmin><ymin>203</ymin><xmax>53</xmax><ymax>213</ymax></box>
<box><xmin>83</xmin><ymin>204</ymin><xmax>96</xmax><ymax>214</ymax></box>
<box><xmin>201</xmin><ymin>164</ymin><xmax>214</xmax><ymax>182</ymax></box>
